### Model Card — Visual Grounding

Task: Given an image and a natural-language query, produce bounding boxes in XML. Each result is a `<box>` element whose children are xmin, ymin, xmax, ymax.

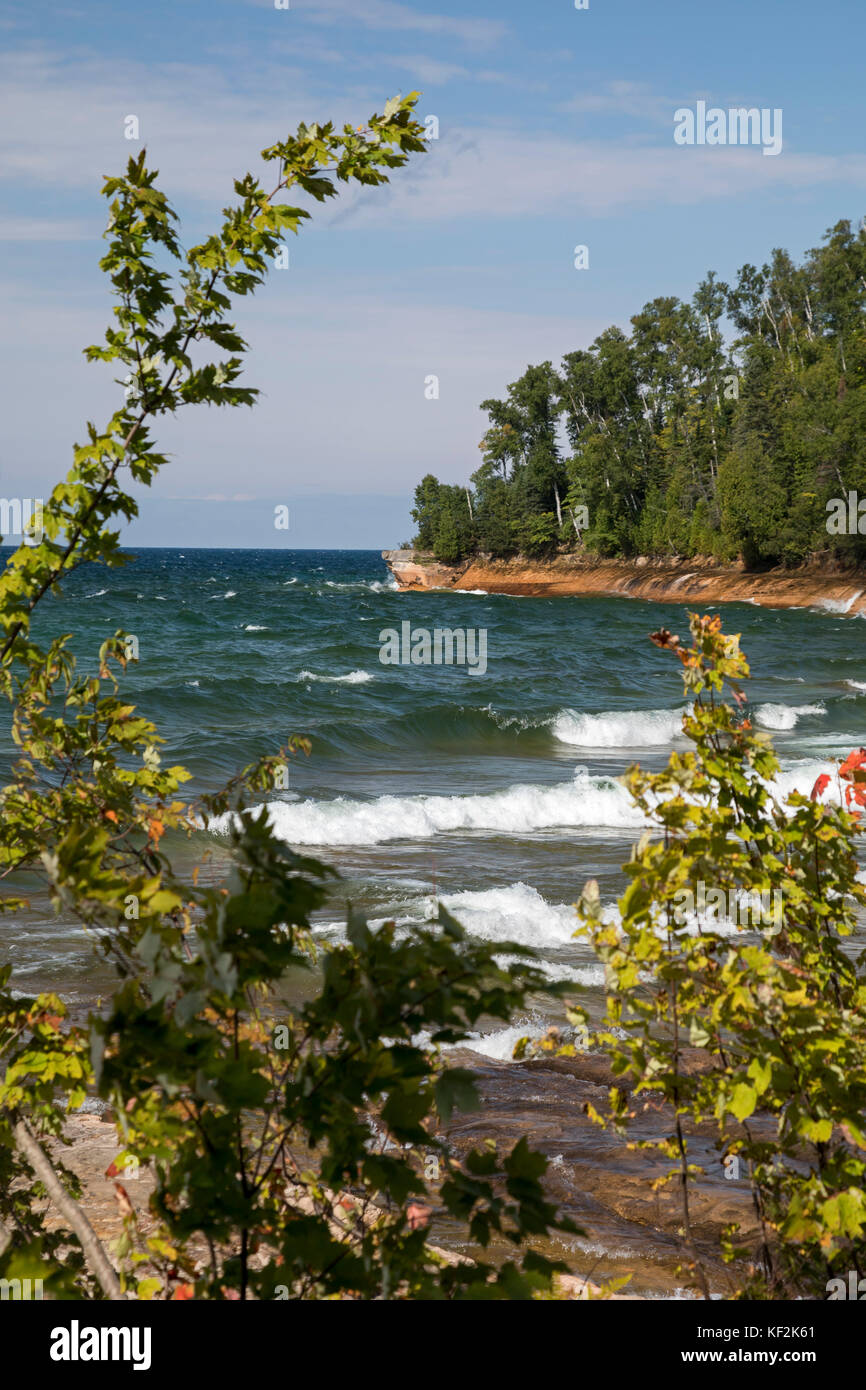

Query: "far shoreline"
<box><xmin>382</xmin><ymin>549</ymin><xmax>866</xmax><ymax>616</ymax></box>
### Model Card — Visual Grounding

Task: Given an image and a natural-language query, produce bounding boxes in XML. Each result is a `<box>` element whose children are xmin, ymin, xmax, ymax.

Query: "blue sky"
<box><xmin>1</xmin><ymin>0</ymin><xmax>864</xmax><ymax>546</ymax></box>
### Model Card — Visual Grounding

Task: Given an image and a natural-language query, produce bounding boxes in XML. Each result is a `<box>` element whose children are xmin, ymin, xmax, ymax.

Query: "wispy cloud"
<box><xmin>334</xmin><ymin>126</ymin><xmax>866</xmax><ymax>224</ymax></box>
<box><xmin>374</xmin><ymin>53</ymin><xmax>470</xmax><ymax>85</ymax></box>
<box><xmin>0</xmin><ymin>47</ymin><xmax>357</xmax><ymax>205</ymax></box>
<box><xmin>0</xmin><ymin>278</ymin><xmax>608</xmax><ymax>497</ymax></box>
<box><xmin>559</xmin><ymin>80</ymin><xmax>675</xmax><ymax>124</ymax></box>
<box><xmin>5</xmin><ymin>51</ymin><xmax>862</xmax><ymax>234</ymax></box>
<box><xmin>287</xmin><ymin>0</ymin><xmax>509</xmax><ymax>49</ymax></box>
<box><xmin>0</xmin><ymin>215</ymin><xmax>97</xmax><ymax>241</ymax></box>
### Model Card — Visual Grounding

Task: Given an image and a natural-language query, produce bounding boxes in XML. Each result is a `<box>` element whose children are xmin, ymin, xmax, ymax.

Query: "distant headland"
<box><xmin>382</xmin><ymin>549</ymin><xmax>866</xmax><ymax>614</ymax></box>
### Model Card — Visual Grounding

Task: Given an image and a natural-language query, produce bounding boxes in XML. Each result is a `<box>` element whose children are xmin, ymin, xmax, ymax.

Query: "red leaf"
<box><xmin>810</xmin><ymin>774</ymin><xmax>831</xmax><ymax>801</ymax></box>
<box><xmin>840</xmin><ymin>748</ymin><xmax>866</xmax><ymax>778</ymax></box>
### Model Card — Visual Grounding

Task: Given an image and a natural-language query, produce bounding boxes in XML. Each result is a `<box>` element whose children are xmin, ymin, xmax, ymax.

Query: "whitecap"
<box><xmin>753</xmin><ymin>702</ymin><xmax>825</xmax><ymax>731</ymax></box>
<box><xmin>297</xmin><ymin>669</ymin><xmax>373</xmax><ymax>685</ymax></box>
<box><xmin>552</xmin><ymin>707</ymin><xmax>687</xmax><ymax>748</ymax></box>
<box><xmin>814</xmin><ymin>591</ymin><xmax>863</xmax><ymax>615</ymax></box>
<box><xmin>213</xmin><ymin>768</ymin><xmax>643</xmax><ymax>847</ymax></box>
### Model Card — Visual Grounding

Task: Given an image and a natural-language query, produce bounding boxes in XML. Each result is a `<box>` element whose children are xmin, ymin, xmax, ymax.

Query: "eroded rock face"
<box><xmin>381</xmin><ymin>550</ymin><xmax>461</xmax><ymax>590</ymax></box>
<box><xmin>382</xmin><ymin>550</ymin><xmax>866</xmax><ymax>614</ymax></box>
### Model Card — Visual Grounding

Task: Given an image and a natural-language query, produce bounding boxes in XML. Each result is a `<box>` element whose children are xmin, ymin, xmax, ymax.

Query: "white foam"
<box><xmin>552</xmin><ymin>707</ymin><xmax>686</xmax><ymax>748</ymax></box>
<box><xmin>815</xmin><ymin>591</ymin><xmax>863</xmax><ymax>614</ymax></box>
<box><xmin>439</xmin><ymin>881</ymin><xmax>578</xmax><ymax>947</ymax></box>
<box><xmin>461</xmin><ymin>1020</ymin><xmax>548</xmax><ymax>1062</ymax></box>
<box><xmin>219</xmin><ymin>769</ymin><xmax>643</xmax><ymax>846</ymax></box>
<box><xmin>243</xmin><ymin>624</ymin><xmax>269</xmax><ymax>631</ymax></box>
<box><xmin>323</xmin><ymin>578</ymin><xmax>398</xmax><ymax>593</ymax></box>
<box><xmin>210</xmin><ymin>754</ymin><xmax>851</xmax><ymax>850</ymax></box>
<box><xmin>772</xmin><ymin>758</ymin><xmax>845</xmax><ymax>805</ymax></box>
<box><xmin>846</xmin><ymin>680</ymin><xmax>866</xmax><ymax>693</ymax></box>
<box><xmin>296</xmin><ymin>669</ymin><xmax>373</xmax><ymax>685</ymax></box>
<box><xmin>753</xmin><ymin>701</ymin><xmax>825</xmax><ymax>731</ymax></box>
<box><xmin>549</xmin><ymin>699</ymin><xmax>825</xmax><ymax>744</ymax></box>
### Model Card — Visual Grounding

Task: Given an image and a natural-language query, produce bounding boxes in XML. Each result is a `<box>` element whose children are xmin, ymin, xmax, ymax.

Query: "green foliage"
<box><xmin>410</xmin><ymin>220</ymin><xmax>866</xmax><ymax>567</ymax></box>
<box><xmin>410</xmin><ymin>477</ymin><xmax>475</xmax><ymax>562</ymax></box>
<box><xmin>575</xmin><ymin>613</ymin><xmax>866</xmax><ymax>1297</ymax></box>
<box><xmin>0</xmin><ymin>99</ymin><xmax>576</xmax><ymax>1300</ymax></box>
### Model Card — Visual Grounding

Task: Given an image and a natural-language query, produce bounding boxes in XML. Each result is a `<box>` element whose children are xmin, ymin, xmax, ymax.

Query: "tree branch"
<box><xmin>13</xmin><ymin>1118</ymin><xmax>126</xmax><ymax>1300</ymax></box>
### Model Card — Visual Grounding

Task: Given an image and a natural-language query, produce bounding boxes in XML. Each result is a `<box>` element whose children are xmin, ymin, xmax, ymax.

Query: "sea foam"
<box><xmin>753</xmin><ymin>701</ymin><xmax>825</xmax><ymax>730</ymax></box>
<box><xmin>296</xmin><ymin>669</ymin><xmax>373</xmax><ymax>684</ymax></box>
<box><xmin>552</xmin><ymin>707</ymin><xmax>686</xmax><ymax>748</ymax></box>
<box><xmin>211</xmin><ymin>757</ymin><xmax>848</xmax><ymax>849</ymax></box>
<box><xmin>214</xmin><ymin>769</ymin><xmax>644</xmax><ymax>846</ymax></box>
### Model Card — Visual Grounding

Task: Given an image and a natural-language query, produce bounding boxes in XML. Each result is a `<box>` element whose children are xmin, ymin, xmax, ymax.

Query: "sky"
<box><xmin>1</xmin><ymin>0</ymin><xmax>864</xmax><ymax>547</ymax></box>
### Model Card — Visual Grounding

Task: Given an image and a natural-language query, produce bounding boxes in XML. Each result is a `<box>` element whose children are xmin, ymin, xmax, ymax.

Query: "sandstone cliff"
<box><xmin>382</xmin><ymin>549</ymin><xmax>866</xmax><ymax>615</ymax></box>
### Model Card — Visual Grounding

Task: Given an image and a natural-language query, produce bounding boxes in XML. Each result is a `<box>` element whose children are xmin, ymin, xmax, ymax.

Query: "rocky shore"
<box><xmin>382</xmin><ymin>549</ymin><xmax>866</xmax><ymax>615</ymax></box>
<box><xmin>45</xmin><ymin>1045</ymin><xmax>756</xmax><ymax>1300</ymax></box>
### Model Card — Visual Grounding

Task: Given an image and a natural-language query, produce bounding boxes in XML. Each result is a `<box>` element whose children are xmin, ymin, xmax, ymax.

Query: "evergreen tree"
<box><xmin>410</xmin><ymin>214</ymin><xmax>866</xmax><ymax>569</ymax></box>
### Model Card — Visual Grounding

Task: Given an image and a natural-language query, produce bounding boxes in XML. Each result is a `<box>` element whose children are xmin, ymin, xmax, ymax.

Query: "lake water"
<box><xmin>4</xmin><ymin>547</ymin><xmax>865</xmax><ymax>1293</ymax></box>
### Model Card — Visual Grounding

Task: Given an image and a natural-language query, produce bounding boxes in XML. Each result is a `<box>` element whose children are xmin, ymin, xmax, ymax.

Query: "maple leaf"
<box><xmin>839</xmin><ymin>748</ymin><xmax>866</xmax><ymax>778</ymax></box>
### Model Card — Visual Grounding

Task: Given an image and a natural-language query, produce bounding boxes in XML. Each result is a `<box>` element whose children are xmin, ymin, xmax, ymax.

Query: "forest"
<box><xmin>410</xmin><ymin>219</ymin><xmax>866</xmax><ymax>567</ymax></box>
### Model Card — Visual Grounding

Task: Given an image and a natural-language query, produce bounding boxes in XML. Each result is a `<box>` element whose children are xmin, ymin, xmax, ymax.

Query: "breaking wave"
<box><xmin>552</xmin><ymin>707</ymin><xmax>686</xmax><ymax>748</ymax></box>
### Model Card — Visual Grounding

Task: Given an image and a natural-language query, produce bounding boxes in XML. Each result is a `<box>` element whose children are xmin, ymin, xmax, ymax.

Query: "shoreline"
<box><xmin>382</xmin><ymin>550</ymin><xmax>866</xmax><ymax>614</ymax></box>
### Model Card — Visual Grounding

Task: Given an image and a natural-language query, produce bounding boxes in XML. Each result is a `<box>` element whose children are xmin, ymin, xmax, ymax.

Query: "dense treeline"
<box><xmin>411</xmin><ymin>219</ymin><xmax>866</xmax><ymax>566</ymax></box>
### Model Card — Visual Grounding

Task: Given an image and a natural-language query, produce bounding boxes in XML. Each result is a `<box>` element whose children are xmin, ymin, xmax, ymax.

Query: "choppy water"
<box><xmin>4</xmin><ymin>547</ymin><xmax>865</xmax><ymax>1292</ymax></box>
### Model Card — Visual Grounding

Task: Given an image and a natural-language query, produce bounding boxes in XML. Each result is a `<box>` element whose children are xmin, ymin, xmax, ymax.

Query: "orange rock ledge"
<box><xmin>382</xmin><ymin>550</ymin><xmax>866</xmax><ymax>615</ymax></box>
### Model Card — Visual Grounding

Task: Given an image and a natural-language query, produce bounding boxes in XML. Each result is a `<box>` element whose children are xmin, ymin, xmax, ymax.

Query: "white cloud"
<box><xmin>335</xmin><ymin>126</ymin><xmax>866</xmax><ymax>224</ymax></box>
<box><xmin>0</xmin><ymin>47</ymin><xmax>376</xmax><ymax>206</ymax></box>
<box><xmin>0</xmin><ymin>277</ymin><xmax>608</xmax><ymax>497</ymax></box>
<box><xmin>559</xmin><ymin>80</ymin><xmax>674</xmax><ymax>123</ymax></box>
<box><xmin>288</xmin><ymin>0</ymin><xmax>508</xmax><ymax>49</ymax></box>
<box><xmin>374</xmin><ymin>53</ymin><xmax>471</xmax><ymax>85</ymax></box>
<box><xmin>3</xmin><ymin>50</ymin><xmax>865</xmax><ymax>236</ymax></box>
<box><xmin>0</xmin><ymin>216</ymin><xmax>97</xmax><ymax>241</ymax></box>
